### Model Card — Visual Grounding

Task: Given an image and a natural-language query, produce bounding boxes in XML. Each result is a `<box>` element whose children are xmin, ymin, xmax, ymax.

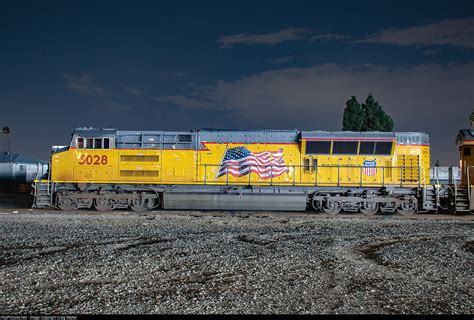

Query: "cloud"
<box><xmin>356</xmin><ymin>18</ymin><xmax>474</xmax><ymax>49</ymax></box>
<box><xmin>265</xmin><ymin>56</ymin><xmax>294</xmax><ymax>64</ymax></box>
<box><xmin>123</xmin><ymin>86</ymin><xmax>143</xmax><ymax>96</ymax></box>
<box><xmin>161</xmin><ymin>63</ymin><xmax>473</xmax><ymax>163</ymax></box>
<box><xmin>309</xmin><ymin>33</ymin><xmax>350</xmax><ymax>41</ymax></box>
<box><xmin>198</xmin><ymin>63</ymin><xmax>473</xmax><ymax>125</ymax></box>
<box><xmin>218</xmin><ymin>27</ymin><xmax>309</xmax><ymax>48</ymax></box>
<box><xmin>63</xmin><ymin>73</ymin><xmax>111</xmax><ymax>97</ymax></box>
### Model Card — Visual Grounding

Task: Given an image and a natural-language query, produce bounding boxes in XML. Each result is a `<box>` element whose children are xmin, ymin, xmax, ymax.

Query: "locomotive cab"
<box><xmin>70</xmin><ymin>128</ymin><xmax>116</xmax><ymax>150</ymax></box>
<box><xmin>454</xmin><ymin>129</ymin><xmax>474</xmax><ymax>212</ymax></box>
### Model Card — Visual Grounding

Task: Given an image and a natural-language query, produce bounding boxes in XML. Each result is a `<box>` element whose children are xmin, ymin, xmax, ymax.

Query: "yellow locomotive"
<box><xmin>34</xmin><ymin>127</ymin><xmax>470</xmax><ymax>214</ymax></box>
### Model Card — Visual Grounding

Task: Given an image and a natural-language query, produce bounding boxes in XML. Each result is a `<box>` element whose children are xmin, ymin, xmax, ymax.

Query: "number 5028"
<box><xmin>78</xmin><ymin>154</ymin><xmax>108</xmax><ymax>165</ymax></box>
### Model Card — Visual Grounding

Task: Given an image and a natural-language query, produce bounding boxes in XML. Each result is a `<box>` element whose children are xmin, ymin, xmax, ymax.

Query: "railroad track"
<box><xmin>1</xmin><ymin>207</ymin><xmax>473</xmax><ymax>221</ymax></box>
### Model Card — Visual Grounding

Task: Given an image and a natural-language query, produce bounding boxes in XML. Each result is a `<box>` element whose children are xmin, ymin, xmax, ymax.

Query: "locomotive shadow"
<box><xmin>0</xmin><ymin>192</ymin><xmax>33</xmax><ymax>209</ymax></box>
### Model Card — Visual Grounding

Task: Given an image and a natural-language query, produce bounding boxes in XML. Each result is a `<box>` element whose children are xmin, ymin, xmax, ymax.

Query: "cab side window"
<box><xmin>76</xmin><ymin>136</ymin><xmax>112</xmax><ymax>149</ymax></box>
<box><xmin>464</xmin><ymin>147</ymin><xmax>471</xmax><ymax>156</ymax></box>
<box><xmin>86</xmin><ymin>138</ymin><xmax>94</xmax><ymax>149</ymax></box>
<box><xmin>77</xmin><ymin>137</ymin><xmax>84</xmax><ymax>149</ymax></box>
<box><xmin>94</xmin><ymin>138</ymin><xmax>102</xmax><ymax>149</ymax></box>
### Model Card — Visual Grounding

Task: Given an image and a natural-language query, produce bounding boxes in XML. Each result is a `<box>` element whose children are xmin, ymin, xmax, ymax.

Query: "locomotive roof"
<box><xmin>456</xmin><ymin>129</ymin><xmax>474</xmax><ymax>146</ymax></box>
<box><xmin>301</xmin><ymin>131</ymin><xmax>395</xmax><ymax>140</ymax></box>
<box><xmin>72</xmin><ymin>127</ymin><xmax>430</xmax><ymax>144</ymax></box>
<box><xmin>302</xmin><ymin>131</ymin><xmax>429</xmax><ymax>144</ymax></box>
<box><xmin>73</xmin><ymin>127</ymin><xmax>117</xmax><ymax>137</ymax></box>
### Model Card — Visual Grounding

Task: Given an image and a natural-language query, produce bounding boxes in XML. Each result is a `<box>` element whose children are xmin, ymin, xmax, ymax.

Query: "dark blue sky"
<box><xmin>1</xmin><ymin>0</ymin><xmax>473</xmax><ymax>164</ymax></box>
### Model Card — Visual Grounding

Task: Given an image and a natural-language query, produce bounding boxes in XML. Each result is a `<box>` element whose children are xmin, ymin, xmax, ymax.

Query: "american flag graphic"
<box><xmin>363</xmin><ymin>160</ymin><xmax>377</xmax><ymax>176</ymax></box>
<box><xmin>216</xmin><ymin>146</ymin><xmax>289</xmax><ymax>180</ymax></box>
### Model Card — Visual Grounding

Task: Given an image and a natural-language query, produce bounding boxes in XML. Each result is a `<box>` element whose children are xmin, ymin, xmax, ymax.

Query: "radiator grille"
<box><xmin>120</xmin><ymin>155</ymin><xmax>159</xmax><ymax>162</ymax></box>
<box><xmin>120</xmin><ymin>170</ymin><xmax>159</xmax><ymax>177</ymax></box>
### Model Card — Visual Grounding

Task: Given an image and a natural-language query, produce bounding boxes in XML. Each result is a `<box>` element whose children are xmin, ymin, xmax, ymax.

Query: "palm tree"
<box><xmin>2</xmin><ymin>126</ymin><xmax>11</xmax><ymax>153</ymax></box>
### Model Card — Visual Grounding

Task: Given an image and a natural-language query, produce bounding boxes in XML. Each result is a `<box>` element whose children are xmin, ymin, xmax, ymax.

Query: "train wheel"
<box><xmin>94</xmin><ymin>198</ymin><xmax>113</xmax><ymax>212</ymax></box>
<box><xmin>396</xmin><ymin>202</ymin><xmax>417</xmax><ymax>215</ymax></box>
<box><xmin>130</xmin><ymin>198</ymin><xmax>148</xmax><ymax>212</ymax></box>
<box><xmin>57</xmin><ymin>196</ymin><xmax>76</xmax><ymax>211</ymax></box>
<box><xmin>311</xmin><ymin>197</ymin><xmax>322</xmax><ymax>212</ymax></box>
<box><xmin>322</xmin><ymin>200</ymin><xmax>342</xmax><ymax>215</ymax></box>
<box><xmin>130</xmin><ymin>196</ymin><xmax>158</xmax><ymax>212</ymax></box>
<box><xmin>360</xmin><ymin>201</ymin><xmax>379</xmax><ymax>216</ymax></box>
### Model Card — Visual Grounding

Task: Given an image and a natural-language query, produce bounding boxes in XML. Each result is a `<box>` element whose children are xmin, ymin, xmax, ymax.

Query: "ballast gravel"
<box><xmin>0</xmin><ymin>211</ymin><xmax>472</xmax><ymax>314</ymax></box>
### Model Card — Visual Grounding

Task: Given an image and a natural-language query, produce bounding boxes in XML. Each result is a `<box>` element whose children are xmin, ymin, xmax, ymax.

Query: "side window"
<box><xmin>86</xmin><ymin>138</ymin><xmax>93</xmax><ymax>149</ymax></box>
<box><xmin>77</xmin><ymin>137</ymin><xmax>84</xmax><ymax>149</ymax></box>
<box><xmin>103</xmin><ymin>138</ymin><xmax>110</xmax><ymax>149</ymax></box>
<box><xmin>359</xmin><ymin>141</ymin><xmax>375</xmax><ymax>155</ymax></box>
<box><xmin>374</xmin><ymin>142</ymin><xmax>393</xmax><ymax>155</ymax></box>
<box><xmin>333</xmin><ymin>141</ymin><xmax>358</xmax><ymax>155</ymax></box>
<box><xmin>464</xmin><ymin>147</ymin><xmax>471</xmax><ymax>156</ymax></box>
<box><xmin>178</xmin><ymin>135</ymin><xmax>192</xmax><ymax>143</ymax></box>
<box><xmin>306</xmin><ymin>141</ymin><xmax>331</xmax><ymax>154</ymax></box>
<box><xmin>94</xmin><ymin>138</ymin><xmax>102</xmax><ymax>149</ymax></box>
<box><xmin>304</xmin><ymin>158</ymin><xmax>311</xmax><ymax>172</ymax></box>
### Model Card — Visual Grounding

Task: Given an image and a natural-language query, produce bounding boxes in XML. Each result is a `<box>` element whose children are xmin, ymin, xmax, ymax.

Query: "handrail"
<box><xmin>47</xmin><ymin>161</ymin><xmax>52</xmax><ymax>196</ymax></box>
<box><xmin>197</xmin><ymin>164</ymin><xmax>425</xmax><ymax>188</ymax></box>
<box><xmin>467</xmin><ymin>166</ymin><xmax>472</xmax><ymax>204</ymax></box>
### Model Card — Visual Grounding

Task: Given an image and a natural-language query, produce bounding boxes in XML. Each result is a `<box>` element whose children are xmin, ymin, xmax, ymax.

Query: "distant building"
<box><xmin>429</xmin><ymin>166</ymin><xmax>460</xmax><ymax>185</ymax></box>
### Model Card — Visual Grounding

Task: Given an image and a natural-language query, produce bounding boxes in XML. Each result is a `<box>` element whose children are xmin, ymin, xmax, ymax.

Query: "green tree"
<box><xmin>342</xmin><ymin>96</ymin><xmax>365</xmax><ymax>131</ymax></box>
<box><xmin>361</xmin><ymin>94</ymin><xmax>394</xmax><ymax>131</ymax></box>
<box><xmin>342</xmin><ymin>94</ymin><xmax>394</xmax><ymax>132</ymax></box>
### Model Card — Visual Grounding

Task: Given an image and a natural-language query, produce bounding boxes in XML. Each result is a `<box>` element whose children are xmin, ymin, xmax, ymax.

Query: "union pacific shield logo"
<box><xmin>363</xmin><ymin>160</ymin><xmax>376</xmax><ymax>176</ymax></box>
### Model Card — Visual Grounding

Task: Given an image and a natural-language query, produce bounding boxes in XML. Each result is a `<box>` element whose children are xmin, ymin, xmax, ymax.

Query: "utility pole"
<box><xmin>470</xmin><ymin>109</ymin><xmax>474</xmax><ymax>129</ymax></box>
<box><xmin>2</xmin><ymin>126</ymin><xmax>11</xmax><ymax>153</ymax></box>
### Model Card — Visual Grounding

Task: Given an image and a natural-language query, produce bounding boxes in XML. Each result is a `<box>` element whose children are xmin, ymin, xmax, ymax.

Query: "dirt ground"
<box><xmin>1</xmin><ymin>208</ymin><xmax>472</xmax><ymax>314</ymax></box>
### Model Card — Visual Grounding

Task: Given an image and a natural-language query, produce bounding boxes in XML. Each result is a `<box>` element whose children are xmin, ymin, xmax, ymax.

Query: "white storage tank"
<box><xmin>0</xmin><ymin>152</ymin><xmax>48</xmax><ymax>192</ymax></box>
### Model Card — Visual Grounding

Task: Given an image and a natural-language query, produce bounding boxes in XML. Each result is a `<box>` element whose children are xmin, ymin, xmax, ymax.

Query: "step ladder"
<box><xmin>454</xmin><ymin>185</ymin><xmax>470</xmax><ymax>212</ymax></box>
<box><xmin>422</xmin><ymin>185</ymin><xmax>438</xmax><ymax>212</ymax></box>
<box><xmin>32</xmin><ymin>180</ymin><xmax>54</xmax><ymax>209</ymax></box>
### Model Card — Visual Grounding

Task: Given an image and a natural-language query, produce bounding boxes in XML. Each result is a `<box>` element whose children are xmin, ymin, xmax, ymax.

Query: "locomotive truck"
<box><xmin>32</xmin><ymin>127</ymin><xmax>471</xmax><ymax>214</ymax></box>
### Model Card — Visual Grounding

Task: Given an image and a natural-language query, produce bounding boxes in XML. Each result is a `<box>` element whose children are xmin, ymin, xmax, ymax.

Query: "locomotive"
<box><xmin>32</xmin><ymin>127</ymin><xmax>471</xmax><ymax>214</ymax></box>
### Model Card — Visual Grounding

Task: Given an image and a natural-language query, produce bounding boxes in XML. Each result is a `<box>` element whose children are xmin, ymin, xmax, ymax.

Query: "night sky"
<box><xmin>1</xmin><ymin>1</ymin><xmax>473</xmax><ymax>165</ymax></box>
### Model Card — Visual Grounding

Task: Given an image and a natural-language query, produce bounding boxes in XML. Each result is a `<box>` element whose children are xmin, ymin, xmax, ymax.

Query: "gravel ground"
<box><xmin>0</xmin><ymin>210</ymin><xmax>473</xmax><ymax>314</ymax></box>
